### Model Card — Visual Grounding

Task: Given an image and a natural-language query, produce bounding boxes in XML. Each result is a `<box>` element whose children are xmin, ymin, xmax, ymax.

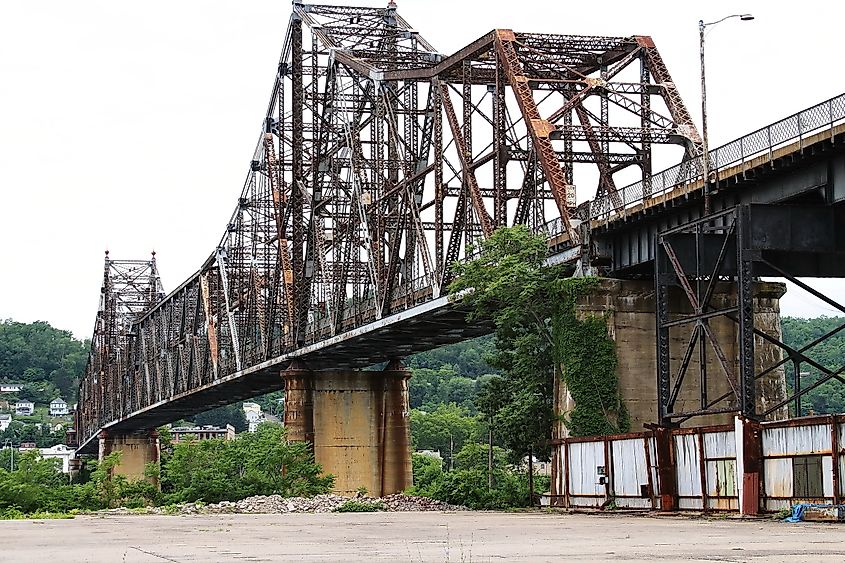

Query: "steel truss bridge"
<box><xmin>74</xmin><ymin>1</ymin><xmax>845</xmax><ymax>452</ymax></box>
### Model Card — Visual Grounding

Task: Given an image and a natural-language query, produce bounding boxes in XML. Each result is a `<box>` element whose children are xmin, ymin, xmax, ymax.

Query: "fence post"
<box><xmin>735</xmin><ymin>416</ymin><xmax>762</xmax><ymax>515</ymax></box>
<box><xmin>831</xmin><ymin>415</ymin><xmax>841</xmax><ymax>505</ymax></box>
<box><xmin>654</xmin><ymin>426</ymin><xmax>678</xmax><ymax>511</ymax></box>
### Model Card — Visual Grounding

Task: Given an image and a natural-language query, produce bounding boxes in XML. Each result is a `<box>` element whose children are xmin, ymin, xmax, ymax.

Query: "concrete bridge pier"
<box><xmin>283</xmin><ymin>361</ymin><xmax>412</xmax><ymax>496</ymax></box>
<box><xmin>567</xmin><ymin>278</ymin><xmax>788</xmax><ymax>431</ymax></box>
<box><xmin>98</xmin><ymin>429</ymin><xmax>160</xmax><ymax>486</ymax></box>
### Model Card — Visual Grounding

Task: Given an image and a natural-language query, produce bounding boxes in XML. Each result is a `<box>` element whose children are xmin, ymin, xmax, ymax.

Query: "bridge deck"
<box><xmin>597</xmin><ymin>122</ymin><xmax>845</xmax><ymax>231</ymax></box>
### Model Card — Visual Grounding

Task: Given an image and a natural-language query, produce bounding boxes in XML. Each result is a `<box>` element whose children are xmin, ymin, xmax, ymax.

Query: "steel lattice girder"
<box><xmin>74</xmin><ymin>2</ymin><xmax>701</xmax><ymax>449</ymax></box>
<box><xmin>655</xmin><ymin>204</ymin><xmax>845</xmax><ymax>424</ymax></box>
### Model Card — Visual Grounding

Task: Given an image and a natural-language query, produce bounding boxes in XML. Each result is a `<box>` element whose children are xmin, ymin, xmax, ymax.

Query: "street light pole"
<box><xmin>699</xmin><ymin>13</ymin><xmax>754</xmax><ymax>215</ymax></box>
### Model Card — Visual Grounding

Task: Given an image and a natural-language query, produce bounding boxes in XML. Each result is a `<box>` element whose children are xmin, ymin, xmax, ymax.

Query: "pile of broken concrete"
<box><xmin>169</xmin><ymin>493</ymin><xmax>463</xmax><ymax>515</ymax></box>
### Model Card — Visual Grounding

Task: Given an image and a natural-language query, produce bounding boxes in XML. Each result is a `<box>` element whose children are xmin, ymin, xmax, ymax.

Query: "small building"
<box><xmin>0</xmin><ymin>413</ymin><xmax>11</xmax><ymax>431</ymax></box>
<box><xmin>0</xmin><ymin>383</ymin><xmax>24</xmax><ymax>393</ymax></box>
<box><xmin>39</xmin><ymin>444</ymin><xmax>76</xmax><ymax>473</ymax></box>
<box><xmin>243</xmin><ymin>402</ymin><xmax>263</xmax><ymax>433</ymax></box>
<box><xmin>49</xmin><ymin>398</ymin><xmax>69</xmax><ymax>416</ymax></box>
<box><xmin>14</xmin><ymin>401</ymin><xmax>34</xmax><ymax>416</ymax></box>
<box><xmin>170</xmin><ymin>424</ymin><xmax>236</xmax><ymax>443</ymax></box>
<box><xmin>416</xmin><ymin>449</ymin><xmax>443</xmax><ymax>462</ymax></box>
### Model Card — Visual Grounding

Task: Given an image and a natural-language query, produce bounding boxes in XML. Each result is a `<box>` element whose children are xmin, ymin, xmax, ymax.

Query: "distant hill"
<box><xmin>0</xmin><ymin>316</ymin><xmax>841</xmax><ymax>416</ymax></box>
<box><xmin>0</xmin><ymin>320</ymin><xmax>87</xmax><ymax>404</ymax></box>
<box><xmin>781</xmin><ymin>316</ymin><xmax>845</xmax><ymax>415</ymax></box>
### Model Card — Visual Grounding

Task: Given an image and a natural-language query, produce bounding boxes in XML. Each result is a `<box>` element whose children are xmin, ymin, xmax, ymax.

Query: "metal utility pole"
<box><xmin>699</xmin><ymin>13</ymin><xmax>754</xmax><ymax>214</ymax></box>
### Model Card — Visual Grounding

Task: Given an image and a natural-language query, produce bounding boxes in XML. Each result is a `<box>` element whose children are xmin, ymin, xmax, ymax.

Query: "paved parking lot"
<box><xmin>1</xmin><ymin>511</ymin><xmax>844</xmax><ymax>562</ymax></box>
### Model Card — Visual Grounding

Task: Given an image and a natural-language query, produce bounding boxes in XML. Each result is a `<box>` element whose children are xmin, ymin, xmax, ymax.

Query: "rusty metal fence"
<box><xmin>551</xmin><ymin>414</ymin><xmax>845</xmax><ymax>512</ymax></box>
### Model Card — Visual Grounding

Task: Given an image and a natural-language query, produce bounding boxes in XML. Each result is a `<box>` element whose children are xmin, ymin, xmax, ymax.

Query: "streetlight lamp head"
<box><xmin>740</xmin><ymin>14</ymin><xmax>754</xmax><ymax>21</ymax></box>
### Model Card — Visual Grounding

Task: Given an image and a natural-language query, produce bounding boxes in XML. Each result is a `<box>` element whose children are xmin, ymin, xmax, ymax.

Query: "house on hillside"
<box><xmin>14</xmin><ymin>401</ymin><xmax>34</xmax><ymax>416</ymax></box>
<box><xmin>49</xmin><ymin>398</ymin><xmax>69</xmax><ymax>416</ymax></box>
<box><xmin>0</xmin><ymin>413</ymin><xmax>11</xmax><ymax>431</ymax></box>
<box><xmin>39</xmin><ymin>444</ymin><xmax>76</xmax><ymax>473</ymax></box>
<box><xmin>0</xmin><ymin>383</ymin><xmax>24</xmax><ymax>393</ymax></box>
<box><xmin>243</xmin><ymin>402</ymin><xmax>263</xmax><ymax>432</ymax></box>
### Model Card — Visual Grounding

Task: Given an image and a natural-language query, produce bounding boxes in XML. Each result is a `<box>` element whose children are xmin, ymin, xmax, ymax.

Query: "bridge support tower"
<box><xmin>562</xmin><ymin>278</ymin><xmax>787</xmax><ymax>431</ymax></box>
<box><xmin>98</xmin><ymin>430</ymin><xmax>160</xmax><ymax>487</ymax></box>
<box><xmin>283</xmin><ymin>361</ymin><xmax>412</xmax><ymax>496</ymax></box>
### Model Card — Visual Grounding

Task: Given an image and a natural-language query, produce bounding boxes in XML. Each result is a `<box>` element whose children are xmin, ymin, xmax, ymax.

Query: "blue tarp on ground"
<box><xmin>783</xmin><ymin>503</ymin><xmax>843</xmax><ymax>522</ymax></box>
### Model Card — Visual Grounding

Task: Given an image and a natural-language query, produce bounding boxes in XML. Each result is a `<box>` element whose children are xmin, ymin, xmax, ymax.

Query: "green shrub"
<box><xmin>409</xmin><ymin>453</ymin><xmax>442</xmax><ymax>492</ymax></box>
<box><xmin>160</xmin><ymin>422</ymin><xmax>333</xmax><ymax>504</ymax></box>
<box><xmin>333</xmin><ymin>500</ymin><xmax>385</xmax><ymax>513</ymax></box>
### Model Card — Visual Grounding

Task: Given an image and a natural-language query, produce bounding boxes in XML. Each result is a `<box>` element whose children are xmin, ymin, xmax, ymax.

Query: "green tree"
<box><xmin>409</xmin><ymin>404</ymin><xmax>480</xmax><ymax>468</ymax></box>
<box><xmin>193</xmin><ymin>402</ymin><xmax>248</xmax><ymax>432</ymax></box>
<box><xmin>21</xmin><ymin>381</ymin><xmax>60</xmax><ymax>405</ymax></box>
<box><xmin>453</xmin><ymin>442</ymin><xmax>509</xmax><ymax>471</ymax></box>
<box><xmin>409</xmin><ymin>453</ymin><xmax>443</xmax><ymax>491</ymax></box>
<box><xmin>411</xmin><ymin>442</ymin><xmax>547</xmax><ymax>510</ymax></box>
<box><xmin>451</xmin><ymin>225</ymin><xmax>626</xmax><ymax>465</ymax></box>
<box><xmin>781</xmin><ymin>316</ymin><xmax>845</xmax><ymax>414</ymax></box>
<box><xmin>161</xmin><ymin>422</ymin><xmax>332</xmax><ymax>503</ymax></box>
<box><xmin>408</xmin><ymin>336</ymin><xmax>499</xmax><ymax>378</ymax></box>
<box><xmin>0</xmin><ymin>320</ymin><xmax>87</xmax><ymax>402</ymax></box>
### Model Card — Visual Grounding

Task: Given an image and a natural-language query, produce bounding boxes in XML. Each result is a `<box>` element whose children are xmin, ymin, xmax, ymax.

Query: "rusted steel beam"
<box><xmin>494</xmin><ymin>29</ymin><xmax>576</xmax><ymax>242</ymax></box>
<box><xmin>437</xmin><ymin>81</ymin><xmax>493</xmax><ymax>239</ymax></box>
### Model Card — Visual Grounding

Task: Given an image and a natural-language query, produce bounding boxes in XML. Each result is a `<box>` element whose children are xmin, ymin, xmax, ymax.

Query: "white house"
<box><xmin>0</xmin><ymin>413</ymin><xmax>11</xmax><ymax>431</ymax></box>
<box><xmin>14</xmin><ymin>401</ymin><xmax>34</xmax><ymax>416</ymax></box>
<box><xmin>39</xmin><ymin>444</ymin><xmax>76</xmax><ymax>473</ymax></box>
<box><xmin>0</xmin><ymin>383</ymin><xmax>24</xmax><ymax>393</ymax></box>
<box><xmin>242</xmin><ymin>402</ymin><xmax>263</xmax><ymax>432</ymax></box>
<box><xmin>49</xmin><ymin>398</ymin><xmax>69</xmax><ymax>416</ymax></box>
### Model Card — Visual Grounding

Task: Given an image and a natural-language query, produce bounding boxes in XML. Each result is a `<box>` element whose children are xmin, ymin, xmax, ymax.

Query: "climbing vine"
<box><xmin>550</xmin><ymin>277</ymin><xmax>628</xmax><ymax>437</ymax></box>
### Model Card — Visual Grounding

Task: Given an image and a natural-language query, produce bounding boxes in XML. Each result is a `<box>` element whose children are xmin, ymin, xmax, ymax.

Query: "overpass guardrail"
<box><xmin>587</xmin><ymin>92</ymin><xmax>845</xmax><ymax>223</ymax></box>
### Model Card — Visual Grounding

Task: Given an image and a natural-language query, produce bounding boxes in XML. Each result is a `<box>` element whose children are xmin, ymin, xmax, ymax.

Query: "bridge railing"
<box><xmin>589</xmin><ymin>92</ymin><xmax>845</xmax><ymax>222</ymax></box>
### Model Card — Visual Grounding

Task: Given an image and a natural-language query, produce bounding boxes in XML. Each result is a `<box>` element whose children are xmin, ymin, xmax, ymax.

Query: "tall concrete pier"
<box><xmin>283</xmin><ymin>361</ymin><xmax>412</xmax><ymax>496</ymax></box>
<box><xmin>558</xmin><ymin>279</ymin><xmax>787</xmax><ymax>431</ymax></box>
<box><xmin>98</xmin><ymin>429</ymin><xmax>160</xmax><ymax>486</ymax></box>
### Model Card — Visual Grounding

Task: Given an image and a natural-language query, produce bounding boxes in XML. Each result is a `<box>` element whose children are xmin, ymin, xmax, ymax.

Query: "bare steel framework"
<box><xmin>75</xmin><ymin>2</ymin><xmax>702</xmax><ymax>447</ymax></box>
<box><xmin>656</xmin><ymin>205</ymin><xmax>845</xmax><ymax>424</ymax></box>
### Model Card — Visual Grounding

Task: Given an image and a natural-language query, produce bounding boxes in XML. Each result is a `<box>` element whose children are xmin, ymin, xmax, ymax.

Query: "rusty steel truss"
<box><xmin>75</xmin><ymin>2</ymin><xmax>701</xmax><ymax>448</ymax></box>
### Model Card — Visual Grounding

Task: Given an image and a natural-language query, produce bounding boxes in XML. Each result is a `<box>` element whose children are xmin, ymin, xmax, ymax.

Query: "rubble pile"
<box><xmin>379</xmin><ymin>494</ymin><xmax>463</xmax><ymax>512</ymax></box>
<box><xmin>174</xmin><ymin>493</ymin><xmax>463</xmax><ymax>514</ymax></box>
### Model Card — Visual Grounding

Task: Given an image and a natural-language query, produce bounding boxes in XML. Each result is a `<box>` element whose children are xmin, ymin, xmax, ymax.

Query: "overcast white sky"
<box><xmin>1</xmin><ymin>0</ymin><xmax>843</xmax><ymax>339</ymax></box>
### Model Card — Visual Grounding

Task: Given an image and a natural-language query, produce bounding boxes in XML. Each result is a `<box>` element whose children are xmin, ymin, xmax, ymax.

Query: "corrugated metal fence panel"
<box><xmin>674</xmin><ymin>433</ymin><xmax>703</xmax><ymax>510</ymax></box>
<box><xmin>764</xmin><ymin>457</ymin><xmax>792</xmax><ymax>510</ymax></box>
<box><xmin>568</xmin><ymin>441</ymin><xmax>605</xmax><ymax>507</ymax></box>
<box><xmin>610</xmin><ymin>438</ymin><xmax>651</xmax><ymax>508</ymax></box>
<box><xmin>762</xmin><ymin>422</ymin><xmax>836</xmax><ymax>509</ymax></box>
<box><xmin>823</xmin><ymin>456</ymin><xmax>834</xmax><ymax>497</ymax></box>
<box><xmin>703</xmin><ymin>431</ymin><xmax>737</xmax><ymax>510</ymax></box>
<box><xmin>840</xmin><ymin>422</ymin><xmax>845</xmax><ymax>497</ymax></box>
<box><xmin>763</xmin><ymin>424</ymin><xmax>832</xmax><ymax>456</ymax></box>
<box><xmin>649</xmin><ymin>436</ymin><xmax>661</xmax><ymax>510</ymax></box>
<box><xmin>703</xmin><ymin>431</ymin><xmax>736</xmax><ymax>459</ymax></box>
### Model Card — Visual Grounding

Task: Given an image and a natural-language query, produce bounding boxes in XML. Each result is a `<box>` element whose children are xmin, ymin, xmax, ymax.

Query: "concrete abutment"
<box><xmin>283</xmin><ymin>362</ymin><xmax>412</xmax><ymax>496</ymax></box>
